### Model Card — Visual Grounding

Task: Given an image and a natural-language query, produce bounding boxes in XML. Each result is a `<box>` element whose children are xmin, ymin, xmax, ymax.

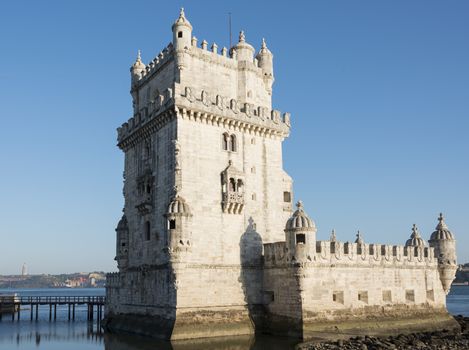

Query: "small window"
<box><xmin>330</xmin><ymin>241</ymin><xmax>336</xmax><ymax>254</ymax></box>
<box><xmin>424</xmin><ymin>248</ymin><xmax>429</xmax><ymax>258</ymax></box>
<box><xmin>121</xmin><ymin>242</ymin><xmax>126</xmax><ymax>247</ymax></box>
<box><xmin>381</xmin><ymin>245</ymin><xmax>386</xmax><ymax>256</ymax></box>
<box><xmin>252</xmin><ymin>193</ymin><xmax>256</xmax><ymax>201</ymax></box>
<box><xmin>357</xmin><ymin>245</ymin><xmax>362</xmax><ymax>255</ymax></box>
<box><xmin>414</xmin><ymin>247</ymin><xmax>419</xmax><ymax>257</ymax></box>
<box><xmin>392</xmin><ymin>246</ymin><xmax>398</xmax><ymax>256</ymax></box>
<box><xmin>426</xmin><ymin>290</ymin><xmax>434</xmax><ymax>301</ymax></box>
<box><xmin>145</xmin><ymin>221</ymin><xmax>151</xmax><ymax>241</ymax></box>
<box><xmin>283</xmin><ymin>191</ymin><xmax>291</xmax><ymax>203</ymax></box>
<box><xmin>251</xmin><ymin>138</ymin><xmax>256</xmax><ymax>145</ymax></box>
<box><xmin>383</xmin><ymin>290</ymin><xmax>392</xmax><ymax>303</ymax></box>
<box><xmin>168</xmin><ymin>219</ymin><xmax>176</xmax><ymax>230</ymax></box>
<box><xmin>333</xmin><ymin>291</ymin><xmax>344</xmax><ymax>304</ymax></box>
<box><xmin>178</xmin><ymin>31</ymin><xmax>183</xmax><ymax>38</ymax></box>
<box><xmin>406</xmin><ymin>290</ymin><xmax>415</xmax><ymax>303</ymax></box>
<box><xmin>358</xmin><ymin>291</ymin><xmax>368</xmax><ymax>303</ymax></box>
<box><xmin>296</xmin><ymin>234</ymin><xmax>306</xmax><ymax>245</ymax></box>
<box><xmin>369</xmin><ymin>244</ymin><xmax>375</xmax><ymax>255</ymax></box>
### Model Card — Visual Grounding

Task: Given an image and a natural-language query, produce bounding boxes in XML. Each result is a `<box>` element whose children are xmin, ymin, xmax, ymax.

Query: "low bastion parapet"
<box><xmin>264</xmin><ymin>240</ymin><xmax>436</xmax><ymax>268</ymax></box>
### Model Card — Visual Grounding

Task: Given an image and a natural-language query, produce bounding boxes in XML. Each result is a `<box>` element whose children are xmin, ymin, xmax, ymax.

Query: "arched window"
<box><xmin>229</xmin><ymin>178</ymin><xmax>236</xmax><ymax>192</ymax></box>
<box><xmin>237</xmin><ymin>179</ymin><xmax>243</xmax><ymax>193</ymax></box>
<box><xmin>230</xmin><ymin>134</ymin><xmax>237</xmax><ymax>152</ymax></box>
<box><xmin>222</xmin><ymin>133</ymin><xmax>229</xmax><ymax>150</ymax></box>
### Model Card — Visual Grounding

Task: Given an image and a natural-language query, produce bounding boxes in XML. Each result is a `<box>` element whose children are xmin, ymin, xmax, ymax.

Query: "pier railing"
<box><xmin>0</xmin><ymin>295</ymin><xmax>105</xmax><ymax>305</ymax></box>
<box><xmin>0</xmin><ymin>295</ymin><xmax>105</xmax><ymax>322</ymax></box>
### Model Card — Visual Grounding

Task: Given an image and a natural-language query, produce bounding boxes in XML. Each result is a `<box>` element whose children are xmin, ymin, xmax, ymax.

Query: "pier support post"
<box><xmin>72</xmin><ymin>304</ymin><xmax>75</xmax><ymax>320</ymax></box>
<box><xmin>68</xmin><ymin>304</ymin><xmax>71</xmax><ymax>320</ymax></box>
<box><xmin>35</xmin><ymin>304</ymin><xmax>38</xmax><ymax>321</ymax></box>
<box><xmin>49</xmin><ymin>304</ymin><xmax>52</xmax><ymax>321</ymax></box>
<box><xmin>54</xmin><ymin>304</ymin><xmax>57</xmax><ymax>321</ymax></box>
<box><xmin>30</xmin><ymin>304</ymin><xmax>33</xmax><ymax>321</ymax></box>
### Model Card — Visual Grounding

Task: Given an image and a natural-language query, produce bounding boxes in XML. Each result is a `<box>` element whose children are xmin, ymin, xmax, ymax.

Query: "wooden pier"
<box><xmin>0</xmin><ymin>295</ymin><xmax>105</xmax><ymax>322</ymax></box>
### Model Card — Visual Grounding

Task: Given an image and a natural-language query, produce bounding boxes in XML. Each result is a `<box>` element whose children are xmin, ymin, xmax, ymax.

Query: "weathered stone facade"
<box><xmin>105</xmin><ymin>9</ymin><xmax>458</xmax><ymax>340</ymax></box>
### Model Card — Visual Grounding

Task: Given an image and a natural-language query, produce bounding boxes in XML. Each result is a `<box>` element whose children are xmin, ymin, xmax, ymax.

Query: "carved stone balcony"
<box><xmin>222</xmin><ymin>192</ymin><xmax>244</xmax><ymax>214</ymax></box>
<box><xmin>136</xmin><ymin>194</ymin><xmax>153</xmax><ymax>215</ymax></box>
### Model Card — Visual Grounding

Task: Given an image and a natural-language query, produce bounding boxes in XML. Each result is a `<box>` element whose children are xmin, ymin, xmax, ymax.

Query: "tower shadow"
<box><xmin>239</xmin><ymin>217</ymin><xmax>264</xmax><ymax>333</ymax></box>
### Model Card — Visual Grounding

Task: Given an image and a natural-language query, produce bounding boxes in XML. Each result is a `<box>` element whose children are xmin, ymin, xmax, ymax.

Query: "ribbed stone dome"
<box><xmin>405</xmin><ymin>224</ymin><xmax>426</xmax><ymax>247</ymax></box>
<box><xmin>167</xmin><ymin>195</ymin><xmax>190</xmax><ymax>215</ymax></box>
<box><xmin>172</xmin><ymin>8</ymin><xmax>192</xmax><ymax>30</ymax></box>
<box><xmin>285</xmin><ymin>201</ymin><xmax>316</xmax><ymax>231</ymax></box>
<box><xmin>430</xmin><ymin>213</ymin><xmax>455</xmax><ymax>240</ymax></box>
<box><xmin>116</xmin><ymin>215</ymin><xmax>128</xmax><ymax>231</ymax></box>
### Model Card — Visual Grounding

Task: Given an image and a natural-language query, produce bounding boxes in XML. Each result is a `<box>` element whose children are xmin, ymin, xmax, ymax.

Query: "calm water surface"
<box><xmin>0</xmin><ymin>286</ymin><xmax>467</xmax><ymax>349</ymax></box>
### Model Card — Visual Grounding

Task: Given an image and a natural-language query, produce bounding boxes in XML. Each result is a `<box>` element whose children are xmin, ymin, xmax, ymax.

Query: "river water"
<box><xmin>0</xmin><ymin>286</ymin><xmax>467</xmax><ymax>350</ymax></box>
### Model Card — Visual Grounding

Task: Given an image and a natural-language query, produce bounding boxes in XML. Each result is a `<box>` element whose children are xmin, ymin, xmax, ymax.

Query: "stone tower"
<box><xmin>105</xmin><ymin>9</ymin><xmax>293</xmax><ymax>339</ymax></box>
<box><xmin>429</xmin><ymin>213</ymin><xmax>457</xmax><ymax>294</ymax></box>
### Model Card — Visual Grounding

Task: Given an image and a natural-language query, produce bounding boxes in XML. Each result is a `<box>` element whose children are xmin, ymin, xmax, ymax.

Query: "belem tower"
<box><xmin>105</xmin><ymin>9</ymin><xmax>459</xmax><ymax>340</ymax></box>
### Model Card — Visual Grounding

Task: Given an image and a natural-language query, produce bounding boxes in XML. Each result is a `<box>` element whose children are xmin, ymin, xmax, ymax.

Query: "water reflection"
<box><xmin>0</xmin><ymin>319</ymin><xmax>297</xmax><ymax>350</ymax></box>
<box><xmin>104</xmin><ymin>333</ymin><xmax>297</xmax><ymax>350</ymax></box>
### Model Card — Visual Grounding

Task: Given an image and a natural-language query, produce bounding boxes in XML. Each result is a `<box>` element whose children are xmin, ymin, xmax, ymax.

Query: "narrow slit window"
<box><xmin>145</xmin><ymin>221</ymin><xmax>151</xmax><ymax>241</ymax></box>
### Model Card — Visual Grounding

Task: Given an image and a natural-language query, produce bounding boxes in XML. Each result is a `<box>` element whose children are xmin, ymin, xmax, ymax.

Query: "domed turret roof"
<box><xmin>406</xmin><ymin>224</ymin><xmax>426</xmax><ymax>247</ymax></box>
<box><xmin>131</xmin><ymin>50</ymin><xmax>145</xmax><ymax>71</ymax></box>
<box><xmin>167</xmin><ymin>195</ymin><xmax>191</xmax><ymax>215</ymax></box>
<box><xmin>430</xmin><ymin>213</ymin><xmax>455</xmax><ymax>241</ymax></box>
<box><xmin>116</xmin><ymin>215</ymin><xmax>128</xmax><ymax>231</ymax></box>
<box><xmin>172</xmin><ymin>8</ymin><xmax>192</xmax><ymax>30</ymax></box>
<box><xmin>234</xmin><ymin>31</ymin><xmax>254</xmax><ymax>50</ymax></box>
<box><xmin>285</xmin><ymin>201</ymin><xmax>316</xmax><ymax>231</ymax></box>
<box><xmin>257</xmin><ymin>38</ymin><xmax>272</xmax><ymax>57</ymax></box>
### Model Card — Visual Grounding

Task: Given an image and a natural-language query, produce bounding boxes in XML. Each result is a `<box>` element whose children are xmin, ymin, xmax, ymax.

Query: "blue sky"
<box><xmin>0</xmin><ymin>1</ymin><xmax>467</xmax><ymax>274</ymax></box>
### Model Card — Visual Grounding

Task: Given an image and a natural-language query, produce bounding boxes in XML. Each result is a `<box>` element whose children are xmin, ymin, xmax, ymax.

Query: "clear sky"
<box><xmin>0</xmin><ymin>1</ymin><xmax>467</xmax><ymax>275</ymax></box>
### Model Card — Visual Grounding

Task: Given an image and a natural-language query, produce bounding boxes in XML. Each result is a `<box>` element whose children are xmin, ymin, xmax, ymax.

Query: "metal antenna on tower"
<box><xmin>229</xmin><ymin>12</ymin><xmax>232</xmax><ymax>50</ymax></box>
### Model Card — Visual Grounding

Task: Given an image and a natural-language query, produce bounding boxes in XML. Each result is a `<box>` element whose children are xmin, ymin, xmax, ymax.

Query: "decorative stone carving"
<box><xmin>221</xmin><ymin>160</ymin><xmax>245</xmax><ymax>214</ymax></box>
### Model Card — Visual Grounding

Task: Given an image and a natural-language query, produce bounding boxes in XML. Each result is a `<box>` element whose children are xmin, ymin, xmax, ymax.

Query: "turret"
<box><xmin>232</xmin><ymin>31</ymin><xmax>254</xmax><ymax>62</ymax></box>
<box><xmin>130</xmin><ymin>50</ymin><xmax>145</xmax><ymax>84</ymax></box>
<box><xmin>405</xmin><ymin>224</ymin><xmax>426</xmax><ymax>247</ymax></box>
<box><xmin>429</xmin><ymin>213</ymin><xmax>457</xmax><ymax>294</ymax></box>
<box><xmin>172</xmin><ymin>8</ymin><xmax>192</xmax><ymax>70</ymax></box>
<box><xmin>165</xmin><ymin>193</ymin><xmax>192</xmax><ymax>258</ymax></box>
<box><xmin>256</xmin><ymin>38</ymin><xmax>274</xmax><ymax>93</ymax></box>
<box><xmin>115</xmin><ymin>214</ymin><xmax>129</xmax><ymax>271</ymax></box>
<box><xmin>172</xmin><ymin>8</ymin><xmax>192</xmax><ymax>50</ymax></box>
<box><xmin>285</xmin><ymin>201</ymin><xmax>317</xmax><ymax>262</ymax></box>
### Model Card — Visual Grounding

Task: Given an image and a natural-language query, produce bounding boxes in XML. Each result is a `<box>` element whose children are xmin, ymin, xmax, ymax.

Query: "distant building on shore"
<box><xmin>104</xmin><ymin>9</ymin><xmax>459</xmax><ymax>341</ymax></box>
<box><xmin>21</xmin><ymin>263</ymin><xmax>28</xmax><ymax>276</ymax></box>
